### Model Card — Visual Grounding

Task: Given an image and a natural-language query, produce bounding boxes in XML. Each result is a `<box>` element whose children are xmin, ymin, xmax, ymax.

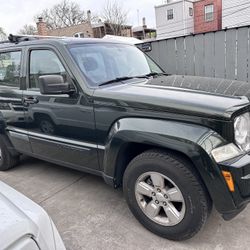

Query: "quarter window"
<box><xmin>167</xmin><ymin>9</ymin><xmax>174</xmax><ymax>20</ymax></box>
<box><xmin>205</xmin><ymin>4</ymin><xmax>214</xmax><ymax>22</ymax></box>
<box><xmin>0</xmin><ymin>51</ymin><xmax>21</xmax><ymax>87</ymax></box>
<box><xmin>29</xmin><ymin>50</ymin><xmax>67</xmax><ymax>89</ymax></box>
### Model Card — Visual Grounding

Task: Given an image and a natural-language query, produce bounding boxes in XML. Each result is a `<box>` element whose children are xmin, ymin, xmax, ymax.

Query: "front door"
<box><xmin>23</xmin><ymin>47</ymin><xmax>99</xmax><ymax>172</ymax></box>
<box><xmin>0</xmin><ymin>48</ymin><xmax>32</xmax><ymax>153</ymax></box>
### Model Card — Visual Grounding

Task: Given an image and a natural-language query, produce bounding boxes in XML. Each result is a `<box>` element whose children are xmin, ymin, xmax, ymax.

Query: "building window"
<box><xmin>189</xmin><ymin>7</ymin><xmax>193</xmax><ymax>17</ymax></box>
<box><xmin>205</xmin><ymin>4</ymin><xmax>214</xmax><ymax>22</ymax></box>
<box><xmin>167</xmin><ymin>9</ymin><xmax>174</xmax><ymax>20</ymax></box>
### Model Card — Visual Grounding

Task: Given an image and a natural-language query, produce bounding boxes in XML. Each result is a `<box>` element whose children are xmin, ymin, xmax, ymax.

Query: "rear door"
<box><xmin>0</xmin><ymin>47</ymin><xmax>31</xmax><ymax>153</ymax></box>
<box><xmin>22</xmin><ymin>45</ymin><xmax>100</xmax><ymax>172</ymax></box>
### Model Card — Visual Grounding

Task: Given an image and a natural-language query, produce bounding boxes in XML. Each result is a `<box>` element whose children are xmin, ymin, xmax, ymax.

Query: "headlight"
<box><xmin>234</xmin><ymin>112</ymin><xmax>250</xmax><ymax>152</ymax></box>
<box><xmin>211</xmin><ymin>143</ymin><xmax>242</xmax><ymax>163</ymax></box>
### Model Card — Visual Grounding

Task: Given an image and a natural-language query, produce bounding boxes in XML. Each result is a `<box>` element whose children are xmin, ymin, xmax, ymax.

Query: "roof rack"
<box><xmin>0</xmin><ymin>34</ymin><xmax>66</xmax><ymax>45</ymax></box>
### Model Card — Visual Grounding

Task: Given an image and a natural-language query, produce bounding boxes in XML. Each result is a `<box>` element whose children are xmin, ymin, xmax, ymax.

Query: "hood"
<box><xmin>147</xmin><ymin>75</ymin><xmax>250</xmax><ymax>99</ymax></box>
<box><xmin>94</xmin><ymin>75</ymin><xmax>250</xmax><ymax>120</ymax></box>
<box><xmin>0</xmin><ymin>181</ymin><xmax>65</xmax><ymax>250</ymax></box>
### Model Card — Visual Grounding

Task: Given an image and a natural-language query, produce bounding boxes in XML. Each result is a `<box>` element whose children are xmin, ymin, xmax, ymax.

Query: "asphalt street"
<box><xmin>0</xmin><ymin>157</ymin><xmax>249</xmax><ymax>250</ymax></box>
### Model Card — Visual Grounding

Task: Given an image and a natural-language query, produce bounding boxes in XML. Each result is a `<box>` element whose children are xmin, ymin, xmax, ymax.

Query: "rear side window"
<box><xmin>29</xmin><ymin>50</ymin><xmax>66</xmax><ymax>89</ymax></box>
<box><xmin>0</xmin><ymin>51</ymin><xmax>21</xmax><ymax>87</ymax></box>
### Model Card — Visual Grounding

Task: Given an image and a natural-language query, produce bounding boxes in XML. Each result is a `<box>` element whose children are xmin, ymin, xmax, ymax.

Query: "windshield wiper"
<box><xmin>99</xmin><ymin>76</ymin><xmax>138</xmax><ymax>87</ymax></box>
<box><xmin>140</xmin><ymin>72</ymin><xmax>169</xmax><ymax>78</ymax></box>
<box><xmin>98</xmin><ymin>73</ymin><xmax>169</xmax><ymax>87</ymax></box>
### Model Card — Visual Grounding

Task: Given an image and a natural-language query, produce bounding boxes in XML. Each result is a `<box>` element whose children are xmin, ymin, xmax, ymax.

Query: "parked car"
<box><xmin>0</xmin><ymin>181</ymin><xmax>65</xmax><ymax>250</ymax></box>
<box><xmin>0</xmin><ymin>34</ymin><xmax>250</xmax><ymax>241</ymax></box>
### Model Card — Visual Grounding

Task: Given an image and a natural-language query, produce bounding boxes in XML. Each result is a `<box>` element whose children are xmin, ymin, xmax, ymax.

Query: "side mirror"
<box><xmin>38</xmin><ymin>75</ymin><xmax>74</xmax><ymax>95</ymax></box>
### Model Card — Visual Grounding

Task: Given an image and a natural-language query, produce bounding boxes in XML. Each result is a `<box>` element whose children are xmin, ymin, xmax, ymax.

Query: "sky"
<box><xmin>0</xmin><ymin>0</ymin><xmax>164</xmax><ymax>34</ymax></box>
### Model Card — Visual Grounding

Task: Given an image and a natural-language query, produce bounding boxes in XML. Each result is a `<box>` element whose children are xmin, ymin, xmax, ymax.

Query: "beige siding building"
<box><xmin>222</xmin><ymin>0</ymin><xmax>250</xmax><ymax>29</ymax></box>
<box><xmin>155</xmin><ymin>0</ymin><xmax>196</xmax><ymax>39</ymax></box>
<box><xmin>36</xmin><ymin>15</ymin><xmax>132</xmax><ymax>39</ymax></box>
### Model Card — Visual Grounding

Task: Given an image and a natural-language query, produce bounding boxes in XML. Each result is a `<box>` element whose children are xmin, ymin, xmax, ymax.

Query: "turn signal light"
<box><xmin>222</xmin><ymin>171</ymin><xmax>235</xmax><ymax>192</ymax></box>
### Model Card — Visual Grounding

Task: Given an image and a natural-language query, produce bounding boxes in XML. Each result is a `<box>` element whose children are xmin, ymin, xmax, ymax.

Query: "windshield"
<box><xmin>69</xmin><ymin>43</ymin><xmax>163</xmax><ymax>87</ymax></box>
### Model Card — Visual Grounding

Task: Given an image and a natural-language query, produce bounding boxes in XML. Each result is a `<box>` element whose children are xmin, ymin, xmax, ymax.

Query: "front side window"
<box><xmin>167</xmin><ymin>9</ymin><xmax>174</xmax><ymax>20</ymax></box>
<box><xmin>29</xmin><ymin>50</ymin><xmax>66</xmax><ymax>89</ymax></box>
<box><xmin>205</xmin><ymin>4</ymin><xmax>214</xmax><ymax>22</ymax></box>
<box><xmin>69</xmin><ymin>43</ymin><xmax>163</xmax><ymax>87</ymax></box>
<box><xmin>0</xmin><ymin>51</ymin><xmax>21</xmax><ymax>87</ymax></box>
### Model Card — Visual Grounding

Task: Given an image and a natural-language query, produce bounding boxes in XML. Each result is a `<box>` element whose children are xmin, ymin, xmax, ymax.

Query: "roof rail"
<box><xmin>0</xmin><ymin>40</ymin><xmax>10</xmax><ymax>45</ymax></box>
<box><xmin>0</xmin><ymin>34</ymin><xmax>66</xmax><ymax>45</ymax></box>
<box><xmin>11</xmin><ymin>34</ymin><xmax>67</xmax><ymax>39</ymax></box>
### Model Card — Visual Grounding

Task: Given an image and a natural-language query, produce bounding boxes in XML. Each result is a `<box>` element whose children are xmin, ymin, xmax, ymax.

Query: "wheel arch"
<box><xmin>114</xmin><ymin>143</ymin><xmax>204</xmax><ymax>188</ymax></box>
<box><xmin>33</xmin><ymin>112</ymin><xmax>54</xmax><ymax>123</ymax></box>
<box><xmin>102</xmin><ymin>117</ymin><xmax>236</xmax><ymax>214</ymax></box>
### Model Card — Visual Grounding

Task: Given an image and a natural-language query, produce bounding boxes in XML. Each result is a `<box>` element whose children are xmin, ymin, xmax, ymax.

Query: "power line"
<box><xmin>223</xmin><ymin>4</ymin><xmax>250</xmax><ymax>18</ymax></box>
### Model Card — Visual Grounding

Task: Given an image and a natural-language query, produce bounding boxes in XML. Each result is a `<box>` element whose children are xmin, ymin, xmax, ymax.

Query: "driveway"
<box><xmin>0</xmin><ymin>157</ymin><xmax>249</xmax><ymax>250</ymax></box>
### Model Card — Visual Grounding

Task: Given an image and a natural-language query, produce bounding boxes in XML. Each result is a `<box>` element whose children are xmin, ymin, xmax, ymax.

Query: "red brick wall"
<box><xmin>194</xmin><ymin>0</ymin><xmax>222</xmax><ymax>34</ymax></box>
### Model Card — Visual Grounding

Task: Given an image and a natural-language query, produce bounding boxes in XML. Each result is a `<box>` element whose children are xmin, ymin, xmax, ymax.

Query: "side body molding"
<box><xmin>102</xmin><ymin>118</ymin><xmax>236</xmax><ymax>213</ymax></box>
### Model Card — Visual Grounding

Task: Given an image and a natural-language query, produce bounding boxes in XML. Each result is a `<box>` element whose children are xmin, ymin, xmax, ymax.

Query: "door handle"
<box><xmin>23</xmin><ymin>97</ymin><xmax>39</xmax><ymax>105</ymax></box>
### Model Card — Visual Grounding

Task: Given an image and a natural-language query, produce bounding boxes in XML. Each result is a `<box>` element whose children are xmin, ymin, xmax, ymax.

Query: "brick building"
<box><xmin>36</xmin><ymin>11</ymin><xmax>132</xmax><ymax>39</ymax></box>
<box><xmin>36</xmin><ymin>16</ymin><xmax>94</xmax><ymax>38</ymax></box>
<box><xmin>92</xmin><ymin>22</ymin><xmax>132</xmax><ymax>38</ymax></box>
<box><xmin>194</xmin><ymin>0</ymin><xmax>222</xmax><ymax>34</ymax></box>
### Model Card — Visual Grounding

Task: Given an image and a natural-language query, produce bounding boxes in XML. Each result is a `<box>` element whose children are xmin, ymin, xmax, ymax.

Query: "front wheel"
<box><xmin>123</xmin><ymin>150</ymin><xmax>211</xmax><ymax>241</ymax></box>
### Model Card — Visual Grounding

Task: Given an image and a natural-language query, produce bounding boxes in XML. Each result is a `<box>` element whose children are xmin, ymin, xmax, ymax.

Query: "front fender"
<box><xmin>103</xmin><ymin>118</ymin><xmax>236</xmax><ymax>213</ymax></box>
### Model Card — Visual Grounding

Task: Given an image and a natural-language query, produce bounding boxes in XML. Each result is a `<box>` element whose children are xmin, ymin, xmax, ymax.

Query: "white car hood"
<box><xmin>0</xmin><ymin>181</ymin><xmax>65</xmax><ymax>250</ymax></box>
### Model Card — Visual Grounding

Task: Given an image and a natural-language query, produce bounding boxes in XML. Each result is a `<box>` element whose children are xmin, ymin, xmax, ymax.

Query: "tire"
<box><xmin>37</xmin><ymin>116</ymin><xmax>56</xmax><ymax>135</ymax></box>
<box><xmin>0</xmin><ymin>137</ymin><xmax>19</xmax><ymax>171</ymax></box>
<box><xmin>123</xmin><ymin>149</ymin><xmax>211</xmax><ymax>241</ymax></box>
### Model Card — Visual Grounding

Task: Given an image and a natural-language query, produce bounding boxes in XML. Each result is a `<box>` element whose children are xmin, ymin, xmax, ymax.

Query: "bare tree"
<box><xmin>18</xmin><ymin>24</ymin><xmax>37</xmax><ymax>35</ymax></box>
<box><xmin>36</xmin><ymin>0</ymin><xmax>95</xmax><ymax>30</ymax></box>
<box><xmin>101</xmin><ymin>0</ymin><xmax>129</xmax><ymax>36</ymax></box>
<box><xmin>0</xmin><ymin>27</ymin><xmax>6</xmax><ymax>41</ymax></box>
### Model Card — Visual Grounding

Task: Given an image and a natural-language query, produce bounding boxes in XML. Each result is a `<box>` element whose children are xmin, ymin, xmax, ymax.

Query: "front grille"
<box><xmin>238</xmin><ymin>167</ymin><xmax>250</xmax><ymax>197</ymax></box>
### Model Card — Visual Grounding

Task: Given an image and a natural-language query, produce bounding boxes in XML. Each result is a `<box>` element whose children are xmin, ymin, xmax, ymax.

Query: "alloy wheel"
<box><xmin>135</xmin><ymin>171</ymin><xmax>186</xmax><ymax>226</ymax></box>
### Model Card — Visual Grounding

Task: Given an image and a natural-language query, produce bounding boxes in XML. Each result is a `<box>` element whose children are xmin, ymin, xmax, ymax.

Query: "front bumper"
<box><xmin>218</xmin><ymin>153</ymin><xmax>250</xmax><ymax>220</ymax></box>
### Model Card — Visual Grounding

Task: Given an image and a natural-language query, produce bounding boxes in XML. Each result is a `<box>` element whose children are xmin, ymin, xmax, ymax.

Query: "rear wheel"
<box><xmin>123</xmin><ymin>149</ymin><xmax>211</xmax><ymax>241</ymax></box>
<box><xmin>36</xmin><ymin>115</ymin><xmax>56</xmax><ymax>135</ymax></box>
<box><xmin>0</xmin><ymin>137</ymin><xmax>19</xmax><ymax>171</ymax></box>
